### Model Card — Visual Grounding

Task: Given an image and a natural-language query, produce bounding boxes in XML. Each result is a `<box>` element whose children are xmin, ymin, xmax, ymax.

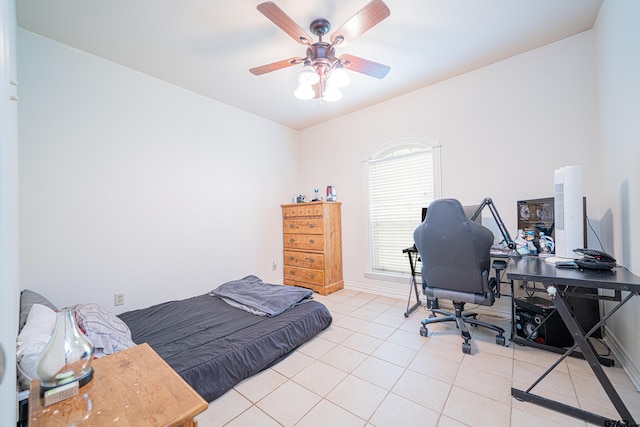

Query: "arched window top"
<box><xmin>370</xmin><ymin>136</ymin><xmax>441</xmax><ymax>160</ymax></box>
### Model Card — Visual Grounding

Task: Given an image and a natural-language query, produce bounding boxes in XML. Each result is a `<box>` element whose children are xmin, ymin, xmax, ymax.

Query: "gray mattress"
<box><xmin>118</xmin><ymin>293</ymin><xmax>332</xmax><ymax>402</ymax></box>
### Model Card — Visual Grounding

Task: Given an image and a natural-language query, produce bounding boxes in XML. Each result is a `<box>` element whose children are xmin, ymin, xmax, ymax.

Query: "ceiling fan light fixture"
<box><xmin>298</xmin><ymin>62</ymin><xmax>320</xmax><ymax>85</ymax></box>
<box><xmin>294</xmin><ymin>83</ymin><xmax>315</xmax><ymax>100</ymax></box>
<box><xmin>323</xmin><ymin>85</ymin><xmax>343</xmax><ymax>102</ymax></box>
<box><xmin>252</xmin><ymin>1</ymin><xmax>391</xmax><ymax>104</ymax></box>
<box><xmin>327</xmin><ymin>65</ymin><xmax>350</xmax><ymax>88</ymax></box>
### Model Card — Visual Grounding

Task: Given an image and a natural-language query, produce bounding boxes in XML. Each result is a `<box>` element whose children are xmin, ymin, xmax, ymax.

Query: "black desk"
<box><xmin>507</xmin><ymin>256</ymin><xmax>640</xmax><ymax>425</ymax></box>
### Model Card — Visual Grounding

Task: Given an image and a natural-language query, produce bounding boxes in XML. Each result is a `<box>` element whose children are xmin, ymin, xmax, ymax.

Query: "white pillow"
<box><xmin>19</xmin><ymin>289</ymin><xmax>58</xmax><ymax>332</ymax></box>
<box><xmin>16</xmin><ymin>303</ymin><xmax>57</xmax><ymax>390</ymax></box>
<box><xmin>73</xmin><ymin>303</ymin><xmax>136</xmax><ymax>358</ymax></box>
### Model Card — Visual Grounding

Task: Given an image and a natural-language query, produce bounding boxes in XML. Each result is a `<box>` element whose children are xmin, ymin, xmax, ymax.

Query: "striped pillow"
<box><xmin>73</xmin><ymin>303</ymin><xmax>136</xmax><ymax>357</ymax></box>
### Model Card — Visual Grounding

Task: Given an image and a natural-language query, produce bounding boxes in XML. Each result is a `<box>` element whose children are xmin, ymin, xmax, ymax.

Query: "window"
<box><xmin>364</xmin><ymin>138</ymin><xmax>441</xmax><ymax>278</ymax></box>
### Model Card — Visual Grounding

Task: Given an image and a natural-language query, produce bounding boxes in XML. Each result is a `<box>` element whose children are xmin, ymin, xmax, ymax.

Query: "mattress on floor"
<box><xmin>119</xmin><ymin>293</ymin><xmax>332</xmax><ymax>402</ymax></box>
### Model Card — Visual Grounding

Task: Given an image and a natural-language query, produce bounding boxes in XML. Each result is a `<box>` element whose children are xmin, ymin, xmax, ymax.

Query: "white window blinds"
<box><xmin>366</xmin><ymin>146</ymin><xmax>440</xmax><ymax>275</ymax></box>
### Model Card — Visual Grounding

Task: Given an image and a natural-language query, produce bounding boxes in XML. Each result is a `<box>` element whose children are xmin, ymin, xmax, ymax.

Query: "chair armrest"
<box><xmin>481</xmin><ymin>269</ymin><xmax>490</xmax><ymax>292</ymax></box>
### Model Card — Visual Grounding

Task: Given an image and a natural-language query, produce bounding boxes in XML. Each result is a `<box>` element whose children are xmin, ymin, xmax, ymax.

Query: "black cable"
<box><xmin>585</xmin><ymin>215</ymin><xmax>606</xmax><ymax>251</ymax></box>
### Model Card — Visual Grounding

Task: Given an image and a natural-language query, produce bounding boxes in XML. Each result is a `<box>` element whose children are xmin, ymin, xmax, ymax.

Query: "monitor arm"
<box><xmin>470</xmin><ymin>198</ymin><xmax>517</xmax><ymax>251</ymax></box>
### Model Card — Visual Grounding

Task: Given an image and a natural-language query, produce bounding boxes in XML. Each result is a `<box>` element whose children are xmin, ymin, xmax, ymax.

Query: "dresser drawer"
<box><xmin>283</xmin><ymin>204</ymin><xmax>324</xmax><ymax>218</ymax></box>
<box><xmin>283</xmin><ymin>233</ymin><xmax>324</xmax><ymax>251</ymax></box>
<box><xmin>284</xmin><ymin>250</ymin><xmax>325</xmax><ymax>270</ymax></box>
<box><xmin>283</xmin><ymin>219</ymin><xmax>324</xmax><ymax>234</ymax></box>
<box><xmin>284</xmin><ymin>266</ymin><xmax>324</xmax><ymax>286</ymax></box>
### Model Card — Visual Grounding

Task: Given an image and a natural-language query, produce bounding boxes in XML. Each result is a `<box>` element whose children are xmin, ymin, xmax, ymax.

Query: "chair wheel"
<box><xmin>420</xmin><ymin>326</ymin><xmax>428</xmax><ymax>337</ymax></box>
<box><xmin>496</xmin><ymin>335</ymin><xmax>506</xmax><ymax>346</ymax></box>
<box><xmin>462</xmin><ymin>342</ymin><xmax>471</xmax><ymax>354</ymax></box>
<box><xmin>429</xmin><ymin>313</ymin><xmax>436</xmax><ymax>319</ymax></box>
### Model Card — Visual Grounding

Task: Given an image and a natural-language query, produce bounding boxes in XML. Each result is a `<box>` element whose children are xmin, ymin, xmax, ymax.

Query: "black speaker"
<box><xmin>515</xmin><ymin>297</ymin><xmax>574</xmax><ymax>348</ymax></box>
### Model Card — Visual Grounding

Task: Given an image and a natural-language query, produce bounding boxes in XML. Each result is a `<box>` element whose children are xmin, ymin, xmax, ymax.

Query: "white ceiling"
<box><xmin>17</xmin><ymin>0</ymin><xmax>603</xmax><ymax>130</ymax></box>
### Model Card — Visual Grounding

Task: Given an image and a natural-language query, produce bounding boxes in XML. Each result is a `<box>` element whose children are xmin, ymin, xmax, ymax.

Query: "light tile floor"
<box><xmin>195</xmin><ymin>289</ymin><xmax>640</xmax><ymax>427</ymax></box>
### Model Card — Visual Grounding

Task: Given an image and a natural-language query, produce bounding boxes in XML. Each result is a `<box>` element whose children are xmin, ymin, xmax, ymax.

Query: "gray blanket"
<box><xmin>209</xmin><ymin>275</ymin><xmax>313</xmax><ymax>317</ymax></box>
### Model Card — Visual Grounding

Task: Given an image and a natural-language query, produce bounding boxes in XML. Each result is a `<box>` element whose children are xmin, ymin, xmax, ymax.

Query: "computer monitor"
<box><xmin>517</xmin><ymin>197</ymin><xmax>555</xmax><ymax>240</ymax></box>
<box><xmin>463</xmin><ymin>205</ymin><xmax>482</xmax><ymax>225</ymax></box>
<box><xmin>421</xmin><ymin>204</ymin><xmax>481</xmax><ymax>224</ymax></box>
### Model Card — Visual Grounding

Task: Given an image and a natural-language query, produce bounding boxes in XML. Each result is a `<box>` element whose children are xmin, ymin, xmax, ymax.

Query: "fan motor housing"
<box><xmin>308</xmin><ymin>43</ymin><xmax>335</xmax><ymax>62</ymax></box>
<box><xmin>310</xmin><ymin>18</ymin><xmax>331</xmax><ymax>36</ymax></box>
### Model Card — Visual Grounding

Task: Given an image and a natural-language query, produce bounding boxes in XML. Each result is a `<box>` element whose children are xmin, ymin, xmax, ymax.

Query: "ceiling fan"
<box><xmin>249</xmin><ymin>0</ymin><xmax>391</xmax><ymax>102</ymax></box>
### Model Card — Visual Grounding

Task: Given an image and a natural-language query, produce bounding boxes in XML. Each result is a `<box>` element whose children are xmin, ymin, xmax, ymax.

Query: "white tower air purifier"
<box><xmin>554</xmin><ymin>165</ymin><xmax>584</xmax><ymax>258</ymax></box>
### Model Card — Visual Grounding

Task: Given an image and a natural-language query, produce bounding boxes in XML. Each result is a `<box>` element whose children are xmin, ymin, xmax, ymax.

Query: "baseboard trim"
<box><xmin>344</xmin><ymin>281</ymin><xmax>407</xmax><ymax>300</ymax></box>
<box><xmin>603</xmin><ymin>325</ymin><xmax>640</xmax><ymax>391</ymax></box>
<box><xmin>343</xmin><ymin>280</ymin><xmax>512</xmax><ymax>320</ymax></box>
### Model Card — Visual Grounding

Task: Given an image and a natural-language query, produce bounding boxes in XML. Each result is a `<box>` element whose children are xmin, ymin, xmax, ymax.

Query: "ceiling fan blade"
<box><xmin>330</xmin><ymin>0</ymin><xmax>390</xmax><ymax>45</ymax></box>
<box><xmin>250</xmin><ymin>57</ymin><xmax>304</xmax><ymax>75</ymax></box>
<box><xmin>340</xmin><ymin>54</ymin><xmax>390</xmax><ymax>79</ymax></box>
<box><xmin>257</xmin><ymin>2</ymin><xmax>313</xmax><ymax>45</ymax></box>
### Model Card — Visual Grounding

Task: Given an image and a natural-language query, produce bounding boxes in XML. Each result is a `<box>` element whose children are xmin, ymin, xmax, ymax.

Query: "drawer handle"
<box><xmin>309</xmin><ymin>239</ymin><xmax>315</xmax><ymax>244</ymax></box>
<box><xmin>289</xmin><ymin>223</ymin><xmax>295</xmax><ymax>228</ymax></box>
<box><xmin>290</xmin><ymin>238</ymin><xmax>295</xmax><ymax>243</ymax></box>
<box><xmin>309</xmin><ymin>223</ymin><xmax>314</xmax><ymax>228</ymax></box>
<box><xmin>309</xmin><ymin>273</ymin><xmax>315</xmax><ymax>279</ymax></box>
<box><xmin>289</xmin><ymin>256</ymin><xmax>295</xmax><ymax>261</ymax></box>
<box><xmin>290</xmin><ymin>270</ymin><xmax>295</xmax><ymax>275</ymax></box>
<box><xmin>309</xmin><ymin>258</ymin><xmax>315</xmax><ymax>264</ymax></box>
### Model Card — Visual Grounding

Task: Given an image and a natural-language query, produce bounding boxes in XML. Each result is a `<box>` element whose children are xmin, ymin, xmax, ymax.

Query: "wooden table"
<box><xmin>29</xmin><ymin>343</ymin><xmax>208</xmax><ymax>427</ymax></box>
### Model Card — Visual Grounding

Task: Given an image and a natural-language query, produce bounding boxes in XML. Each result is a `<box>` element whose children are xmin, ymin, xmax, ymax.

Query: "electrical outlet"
<box><xmin>114</xmin><ymin>292</ymin><xmax>125</xmax><ymax>306</ymax></box>
<box><xmin>272</xmin><ymin>261</ymin><xmax>277</xmax><ymax>271</ymax></box>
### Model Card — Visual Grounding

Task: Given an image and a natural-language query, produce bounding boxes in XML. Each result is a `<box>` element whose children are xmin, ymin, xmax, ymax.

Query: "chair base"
<box><xmin>419</xmin><ymin>302</ymin><xmax>506</xmax><ymax>354</ymax></box>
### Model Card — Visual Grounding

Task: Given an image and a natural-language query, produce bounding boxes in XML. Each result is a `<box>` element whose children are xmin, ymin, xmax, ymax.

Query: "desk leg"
<box><xmin>404</xmin><ymin>275</ymin><xmax>421</xmax><ymax>317</ymax></box>
<box><xmin>554</xmin><ymin>294</ymin><xmax>634</xmax><ymax>423</ymax></box>
<box><xmin>510</xmin><ymin>279</ymin><xmax>516</xmax><ymax>343</ymax></box>
<box><xmin>512</xmin><ymin>292</ymin><xmax>637</xmax><ymax>425</ymax></box>
<box><xmin>404</xmin><ymin>251</ymin><xmax>422</xmax><ymax>317</ymax></box>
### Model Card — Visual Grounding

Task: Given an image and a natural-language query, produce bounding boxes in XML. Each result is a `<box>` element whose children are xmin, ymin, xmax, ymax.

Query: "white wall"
<box><xmin>18</xmin><ymin>30</ymin><xmax>299</xmax><ymax>314</ymax></box>
<box><xmin>298</xmin><ymin>31</ymin><xmax>601</xmax><ymax>298</ymax></box>
<box><xmin>1</xmin><ymin>1</ymin><xmax>19</xmax><ymax>425</ymax></box>
<box><xmin>594</xmin><ymin>0</ymin><xmax>640</xmax><ymax>386</ymax></box>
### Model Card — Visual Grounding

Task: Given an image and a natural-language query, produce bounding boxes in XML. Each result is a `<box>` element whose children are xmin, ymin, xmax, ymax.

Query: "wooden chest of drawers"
<box><xmin>281</xmin><ymin>201</ymin><xmax>343</xmax><ymax>295</ymax></box>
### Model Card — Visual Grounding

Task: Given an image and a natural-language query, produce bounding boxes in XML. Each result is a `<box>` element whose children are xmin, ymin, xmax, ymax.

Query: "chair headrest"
<box><xmin>426</xmin><ymin>199</ymin><xmax>468</xmax><ymax>223</ymax></box>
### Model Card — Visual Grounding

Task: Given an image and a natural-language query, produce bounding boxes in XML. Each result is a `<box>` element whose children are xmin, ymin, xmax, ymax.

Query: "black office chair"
<box><xmin>413</xmin><ymin>198</ymin><xmax>506</xmax><ymax>354</ymax></box>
